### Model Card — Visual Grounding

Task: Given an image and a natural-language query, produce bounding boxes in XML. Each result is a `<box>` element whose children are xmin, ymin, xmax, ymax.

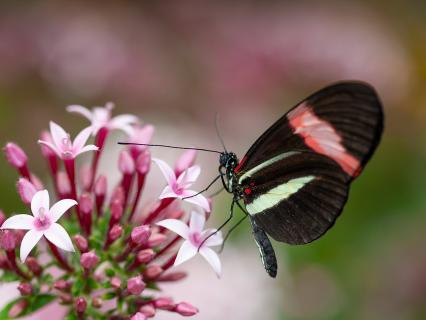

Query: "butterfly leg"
<box><xmin>249</xmin><ymin>216</ymin><xmax>278</xmax><ymax>278</ymax></box>
<box><xmin>218</xmin><ymin>214</ymin><xmax>248</xmax><ymax>253</ymax></box>
<box><xmin>197</xmin><ymin>199</ymin><xmax>235</xmax><ymax>251</ymax></box>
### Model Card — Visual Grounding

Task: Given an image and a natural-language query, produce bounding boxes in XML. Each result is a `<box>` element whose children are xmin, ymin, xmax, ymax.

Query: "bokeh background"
<box><xmin>0</xmin><ymin>1</ymin><xmax>425</xmax><ymax>319</ymax></box>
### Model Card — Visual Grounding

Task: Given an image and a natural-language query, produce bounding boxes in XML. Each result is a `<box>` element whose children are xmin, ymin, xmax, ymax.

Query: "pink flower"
<box><xmin>157</xmin><ymin>211</ymin><xmax>223</xmax><ymax>276</ymax></box>
<box><xmin>67</xmin><ymin>102</ymin><xmax>139</xmax><ymax>136</ymax></box>
<box><xmin>174</xmin><ymin>150</ymin><xmax>197</xmax><ymax>176</ymax></box>
<box><xmin>153</xmin><ymin>158</ymin><xmax>210</xmax><ymax>212</ymax></box>
<box><xmin>127</xmin><ymin>124</ymin><xmax>155</xmax><ymax>156</ymax></box>
<box><xmin>0</xmin><ymin>190</ymin><xmax>76</xmax><ymax>262</ymax></box>
<box><xmin>38</xmin><ymin>122</ymin><xmax>99</xmax><ymax>160</ymax></box>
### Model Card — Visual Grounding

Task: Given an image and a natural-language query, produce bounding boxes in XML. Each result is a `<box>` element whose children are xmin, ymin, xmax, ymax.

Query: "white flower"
<box><xmin>38</xmin><ymin>122</ymin><xmax>98</xmax><ymax>160</ymax></box>
<box><xmin>1</xmin><ymin>190</ymin><xmax>76</xmax><ymax>262</ymax></box>
<box><xmin>67</xmin><ymin>102</ymin><xmax>139</xmax><ymax>136</ymax></box>
<box><xmin>153</xmin><ymin>158</ymin><xmax>210</xmax><ymax>212</ymax></box>
<box><xmin>157</xmin><ymin>211</ymin><xmax>223</xmax><ymax>276</ymax></box>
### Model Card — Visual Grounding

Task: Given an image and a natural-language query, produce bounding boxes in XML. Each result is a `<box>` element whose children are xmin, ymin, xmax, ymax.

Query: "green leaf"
<box><xmin>0</xmin><ymin>295</ymin><xmax>56</xmax><ymax>319</ymax></box>
<box><xmin>105</xmin><ymin>268</ymin><xmax>115</xmax><ymax>277</ymax></box>
<box><xmin>0</xmin><ymin>271</ymin><xmax>20</xmax><ymax>283</ymax></box>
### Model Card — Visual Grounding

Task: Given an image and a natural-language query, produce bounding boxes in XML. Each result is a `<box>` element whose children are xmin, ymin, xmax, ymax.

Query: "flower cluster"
<box><xmin>0</xmin><ymin>103</ymin><xmax>222</xmax><ymax>319</ymax></box>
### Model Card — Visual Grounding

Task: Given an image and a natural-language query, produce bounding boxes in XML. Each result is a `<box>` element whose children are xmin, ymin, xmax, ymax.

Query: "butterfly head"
<box><xmin>219</xmin><ymin>152</ymin><xmax>238</xmax><ymax>171</ymax></box>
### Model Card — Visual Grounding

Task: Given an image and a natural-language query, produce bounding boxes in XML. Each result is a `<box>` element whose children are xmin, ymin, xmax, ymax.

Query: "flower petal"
<box><xmin>152</xmin><ymin>158</ymin><xmax>177</xmax><ymax>186</ymax></box>
<box><xmin>66</xmin><ymin>105</ymin><xmax>93</xmax><ymax>121</ymax></box>
<box><xmin>50</xmin><ymin>122</ymin><xmax>68</xmax><ymax>150</ymax></box>
<box><xmin>181</xmin><ymin>190</ymin><xmax>211</xmax><ymax>212</ymax></box>
<box><xmin>1</xmin><ymin>214</ymin><xmax>34</xmax><ymax>230</ymax></box>
<box><xmin>44</xmin><ymin>223</ymin><xmax>75</xmax><ymax>252</ymax></box>
<box><xmin>74</xmin><ymin>145</ymin><xmax>99</xmax><ymax>157</ymax></box>
<box><xmin>199</xmin><ymin>247</ymin><xmax>222</xmax><ymax>277</ymax></box>
<box><xmin>189</xmin><ymin>211</ymin><xmax>205</xmax><ymax>233</ymax></box>
<box><xmin>20</xmin><ymin>229</ymin><xmax>43</xmax><ymax>262</ymax></box>
<box><xmin>202</xmin><ymin>229</ymin><xmax>223</xmax><ymax>247</ymax></box>
<box><xmin>38</xmin><ymin>140</ymin><xmax>61</xmax><ymax>158</ymax></box>
<box><xmin>174</xmin><ymin>240</ymin><xmax>197</xmax><ymax>266</ymax></box>
<box><xmin>73</xmin><ymin>127</ymin><xmax>93</xmax><ymax>152</ymax></box>
<box><xmin>49</xmin><ymin>199</ymin><xmax>77</xmax><ymax>223</ymax></box>
<box><xmin>177</xmin><ymin>165</ymin><xmax>200</xmax><ymax>187</ymax></box>
<box><xmin>156</xmin><ymin>219</ymin><xmax>189</xmax><ymax>239</ymax></box>
<box><xmin>175</xmin><ymin>150</ymin><xmax>197</xmax><ymax>175</ymax></box>
<box><xmin>31</xmin><ymin>190</ymin><xmax>50</xmax><ymax>217</ymax></box>
<box><xmin>159</xmin><ymin>185</ymin><xmax>179</xmax><ymax>199</ymax></box>
<box><xmin>110</xmin><ymin>114</ymin><xmax>139</xmax><ymax>129</ymax></box>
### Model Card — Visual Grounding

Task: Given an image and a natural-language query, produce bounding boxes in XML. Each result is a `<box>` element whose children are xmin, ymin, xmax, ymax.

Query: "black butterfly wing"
<box><xmin>235</xmin><ymin>81</ymin><xmax>383</xmax><ymax>244</ymax></box>
<box><xmin>235</xmin><ymin>81</ymin><xmax>383</xmax><ymax>180</ymax></box>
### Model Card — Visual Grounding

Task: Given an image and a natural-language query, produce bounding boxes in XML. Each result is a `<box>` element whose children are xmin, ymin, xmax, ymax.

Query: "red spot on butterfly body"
<box><xmin>244</xmin><ymin>188</ymin><xmax>252</xmax><ymax>195</ymax></box>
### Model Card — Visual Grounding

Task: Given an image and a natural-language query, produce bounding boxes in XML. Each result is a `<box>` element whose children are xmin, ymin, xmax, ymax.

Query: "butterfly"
<box><xmin>119</xmin><ymin>81</ymin><xmax>384</xmax><ymax>278</ymax></box>
<box><xmin>216</xmin><ymin>81</ymin><xmax>383</xmax><ymax>277</ymax></box>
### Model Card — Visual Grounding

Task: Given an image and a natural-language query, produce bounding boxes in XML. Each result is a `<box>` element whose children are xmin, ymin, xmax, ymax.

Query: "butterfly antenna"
<box><xmin>215</xmin><ymin>112</ymin><xmax>228</xmax><ymax>153</ymax></box>
<box><xmin>117</xmin><ymin>142</ymin><xmax>222</xmax><ymax>154</ymax></box>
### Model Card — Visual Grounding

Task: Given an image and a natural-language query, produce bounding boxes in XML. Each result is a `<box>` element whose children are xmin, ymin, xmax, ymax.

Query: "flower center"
<box><xmin>61</xmin><ymin>135</ymin><xmax>73</xmax><ymax>159</ymax></box>
<box><xmin>189</xmin><ymin>232</ymin><xmax>203</xmax><ymax>247</ymax></box>
<box><xmin>34</xmin><ymin>207</ymin><xmax>51</xmax><ymax>230</ymax></box>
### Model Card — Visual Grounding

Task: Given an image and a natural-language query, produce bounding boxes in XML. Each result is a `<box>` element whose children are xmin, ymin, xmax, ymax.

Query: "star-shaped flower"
<box><xmin>157</xmin><ymin>211</ymin><xmax>222</xmax><ymax>276</ymax></box>
<box><xmin>67</xmin><ymin>102</ymin><xmax>139</xmax><ymax>136</ymax></box>
<box><xmin>152</xmin><ymin>158</ymin><xmax>210</xmax><ymax>212</ymax></box>
<box><xmin>38</xmin><ymin>122</ymin><xmax>99</xmax><ymax>160</ymax></box>
<box><xmin>1</xmin><ymin>190</ymin><xmax>76</xmax><ymax>262</ymax></box>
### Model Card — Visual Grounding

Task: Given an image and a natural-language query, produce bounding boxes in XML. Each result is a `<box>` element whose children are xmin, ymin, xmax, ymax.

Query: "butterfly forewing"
<box><xmin>235</xmin><ymin>81</ymin><xmax>383</xmax><ymax>245</ymax></box>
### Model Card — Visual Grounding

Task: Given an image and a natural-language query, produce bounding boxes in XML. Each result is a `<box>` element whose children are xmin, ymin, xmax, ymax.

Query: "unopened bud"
<box><xmin>139</xmin><ymin>304</ymin><xmax>156</xmax><ymax>317</ymax></box>
<box><xmin>75</xmin><ymin>297</ymin><xmax>87</xmax><ymax>313</ymax></box>
<box><xmin>18</xmin><ymin>283</ymin><xmax>32</xmax><ymax>296</ymax></box>
<box><xmin>144</xmin><ymin>265</ymin><xmax>163</xmax><ymax>279</ymax></box>
<box><xmin>131</xmin><ymin>225</ymin><xmax>151</xmax><ymax>245</ymax></box>
<box><xmin>54</xmin><ymin>279</ymin><xmax>72</xmax><ymax>291</ymax></box>
<box><xmin>119</xmin><ymin>150</ymin><xmax>135</xmax><ymax>174</ymax></box>
<box><xmin>4</xmin><ymin>143</ymin><xmax>27</xmax><ymax>168</ymax></box>
<box><xmin>79</xmin><ymin>164</ymin><xmax>93</xmax><ymax>191</ymax></box>
<box><xmin>80</xmin><ymin>250</ymin><xmax>99</xmax><ymax>270</ymax></box>
<box><xmin>136</xmin><ymin>151</ymin><xmax>151</xmax><ymax>175</ymax></box>
<box><xmin>25</xmin><ymin>257</ymin><xmax>42</xmax><ymax>276</ymax></box>
<box><xmin>136</xmin><ymin>249</ymin><xmax>155</xmax><ymax>264</ymax></box>
<box><xmin>147</xmin><ymin>233</ymin><xmax>167</xmax><ymax>247</ymax></box>
<box><xmin>158</xmin><ymin>271</ymin><xmax>187</xmax><ymax>282</ymax></box>
<box><xmin>8</xmin><ymin>300</ymin><xmax>27</xmax><ymax>318</ymax></box>
<box><xmin>154</xmin><ymin>297</ymin><xmax>175</xmax><ymax>311</ymax></box>
<box><xmin>110</xmin><ymin>186</ymin><xmax>125</xmax><ymax>205</ymax></box>
<box><xmin>110</xmin><ymin>201</ymin><xmax>124</xmax><ymax>221</ymax></box>
<box><xmin>92</xmin><ymin>296</ymin><xmax>103</xmax><ymax>308</ymax></box>
<box><xmin>175</xmin><ymin>302</ymin><xmax>198</xmax><ymax>316</ymax></box>
<box><xmin>110</xmin><ymin>276</ymin><xmax>122</xmax><ymax>289</ymax></box>
<box><xmin>127</xmin><ymin>276</ymin><xmax>146</xmax><ymax>295</ymax></box>
<box><xmin>57</xmin><ymin>171</ymin><xmax>71</xmax><ymax>195</ymax></box>
<box><xmin>94</xmin><ymin>175</ymin><xmax>107</xmax><ymax>197</ymax></box>
<box><xmin>79</xmin><ymin>193</ymin><xmax>93</xmax><ymax>215</ymax></box>
<box><xmin>0</xmin><ymin>230</ymin><xmax>16</xmax><ymax>251</ymax></box>
<box><xmin>109</xmin><ymin>224</ymin><xmax>123</xmax><ymax>242</ymax></box>
<box><xmin>17</xmin><ymin>178</ymin><xmax>37</xmax><ymax>205</ymax></box>
<box><xmin>73</xmin><ymin>234</ymin><xmax>88</xmax><ymax>253</ymax></box>
<box><xmin>131</xmin><ymin>312</ymin><xmax>147</xmax><ymax>320</ymax></box>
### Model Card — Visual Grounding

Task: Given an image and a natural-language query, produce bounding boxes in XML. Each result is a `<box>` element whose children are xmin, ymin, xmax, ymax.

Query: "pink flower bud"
<box><xmin>75</xmin><ymin>297</ymin><xmax>87</xmax><ymax>313</ymax></box>
<box><xmin>111</xmin><ymin>276</ymin><xmax>122</xmax><ymax>289</ymax></box>
<box><xmin>59</xmin><ymin>293</ymin><xmax>73</xmax><ymax>304</ymax></box>
<box><xmin>175</xmin><ymin>150</ymin><xmax>197</xmax><ymax>176</ymax></box>
<box><xmin>131</xmin><ymin>225</ymin><xmax>151</xmax><ymax>245</ymax></box>
<box><xmin>79</xmin><ymin>164</ymin><xmax>93</xmax><ymax>191</ymax></box>
<box><xmin>131</xmin><ymin>312</ymin><xmax>147</xmax><ymax>320</ymax></box>
<box><xmin>18</xmin><ymin>283</ymin><xmax>33</xmax><ymax>296</ymax></box>
<box><xmin>139</xmin><ymin>304</ymin><xmax>156</xmax><ymax>317</ymax></box>
<box><xmin>119</xmin><ymin>150</ymin><xmax>135</xmax><ymax>174</ymax></box>
<box><xmin>4</xmin><ymin>143</ymin><xmax>27</xmax><ymax>168</ymax></box>
<box><xmin>74</xmin><ymin>234</ymin><xmax>88</xmax><ymax>253</ymax></box>
<box><xmin>111</xmin><ymin>186</ymin><xmax>125</xmax><ymax>205</ymax></box>
<box><xmin>136</xmin><ymin>249</ymin><xmax>155</xmax><ymax>264</ymax></box>
<box><xmin>0</xmin><ymin>210</ymin><xmax>5</xmax><ymax>226</ymax></box>
<box><xmin>80</xmin><ymin>250</ymin><xmax>99</xmax><ymax>269</ymax></box>
<box><xmin>79</xmin><ymin>193</ymin><xmax>93</xmax><ymax>215</ymax></box>
<box><xmin>0</xmin><ymin>230</ymin><xmax>16</xmax><ymax>251</ymax></box>
<box><xmin>136</xmin><ymin>151</ymin><xmax>151</xmax><ymax>175</ymax></box>
<box><xmin>144</xmin><ymin>265</ymin><xmax>163</xmax><ymax>279</ymax></box>
<box><xmin>154</xmin><ymin>297</ymin><xmax>175</xmax><ymax>310</ymax></box>
<box><xmin>57</xmin><ymin>171</ymin><xmax>71</xmax><ymax>195</ymax></box>
<box><xmin>92</xmin><ymin>296</ymin><xmax>103</xmax><ymax>308</ymax></box>
<box><xmin>175</xmin><ymin>302</ymin><xmax>198</xmax><ymax>316</ymax></box>
<box><xmin>94</xmin><ymin>175</ymin><xmax>107</xmax><ymax>197</ymax></box>
<box><xmin>110</xmin><ymin>201</ymin><xmax>124</xmax><ymax>221</ymax></box>
<box><xmin>158</xmin><ymin>271</ymin><xmax>187</xmax><ymax>282</ymax></box>
<box><xmin>25</xmin><ymin>257</ymin><xmax>42</xmax><ymax>276</ymax></box>
<box><xmin>54</xmin><ymin>279</ymin><xmax>72</xmax><ymax>291</ymax></box>
<box><xmin>109</xmin><ymin>224</ymin><xmax>123</xmax><ymax>242</ymax></box>
<box><xmin>8</xmin><ymin>300</ymin><xmax>27</xmax><ymax>318</ymax></box>
<box><xmin>147</xmin><ymin>233</ymin><xmax>167</xmax><ymax>247</ymax></box>
<box><xmin>127</xmin><ymin>276</ymin><xmax>146</xmax><ymax>295</ymax></box>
